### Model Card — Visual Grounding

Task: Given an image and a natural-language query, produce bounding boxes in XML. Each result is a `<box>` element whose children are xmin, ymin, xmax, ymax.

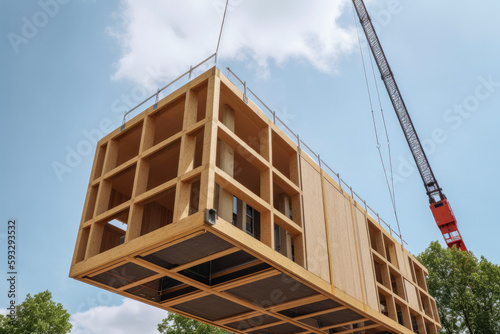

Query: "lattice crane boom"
<box><xmin>352</xmin><ymin>0</ymin><xmax>467</xmax><ymax>251</ymax></box>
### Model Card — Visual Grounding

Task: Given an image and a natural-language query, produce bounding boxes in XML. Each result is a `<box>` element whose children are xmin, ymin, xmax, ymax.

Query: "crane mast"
<box><xmin>352</xmin><ymin>0</ymin><xmax>467</xmax><ymax>251</ymax></box>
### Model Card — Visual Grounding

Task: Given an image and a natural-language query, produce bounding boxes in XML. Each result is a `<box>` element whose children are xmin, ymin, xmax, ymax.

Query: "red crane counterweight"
<box><xmin>430</xmin><ymin>199</ymin><xmax>467</xmax><ymax>251</ymax></box>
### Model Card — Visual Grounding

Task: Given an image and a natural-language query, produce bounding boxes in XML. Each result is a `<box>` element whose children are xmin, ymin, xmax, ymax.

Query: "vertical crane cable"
<box><xmin>368</xmin><ymin>47</ymin><xmax>397</xmax><ymax>211</ymax></box>
<box><xmin>215</xmin><ymin>0</ymin><xmax>230</xmax><ymax>63</ymax></box>
<box><xmin>352</xmin><ymin>5</ymin><xmax>402</xmax><ymax>238</ymax></box>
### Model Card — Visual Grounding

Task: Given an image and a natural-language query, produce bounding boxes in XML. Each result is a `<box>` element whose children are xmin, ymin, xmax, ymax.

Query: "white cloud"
<box><xmin>70</xmin><ymin>298</ymin><xmax>167</xmax><ymax>334</ymax></box>
<box><xmin>107</xmin><ymin>0</ymin><xmax>356</xmax><ymax>86</ymax></box>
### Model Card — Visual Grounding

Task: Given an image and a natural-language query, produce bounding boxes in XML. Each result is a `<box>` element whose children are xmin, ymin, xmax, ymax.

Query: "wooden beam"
<box><xmin>213</xmin><ymin>269</ymin><xmax>280</xmax><ymax>292</ymax></box>
<box><xmin>214</xmin><ymin>167</ymin><xmax>270</xmax><ymax>214</ymax></box>
<box><xmin>267</xmin><ymin>294</ymin><xmax>328</xmax><ymax>312</ymax></box>
<box><xmin>141</xmin><ymin>131</ymin><xmax>184</xmax><ymax>160</ymax></box>
<box><xmin>160</xmin><ymin>290</ymin><xmax>210</xmax><ymax>307</ymax></box>
<box><xmin>242</xmin><ymin>320</ymin><xmax>286</xmax><ymax>332</ymax></box>
<box><xmin>319</xmin><ymin>318</ymin><xmax>370</xmax><ymax>331</ymax></box>
<box><xmin>332</xmin><ymin>323</ymin><xmax>380</xmax><ymax>334</ymax></box>
<box><xmin>293</xmin><ymin>306</ymin><xmax>348</xmax><ymax>321</ymax></box>
<box><xmin>214</xmin><ymin>310</ymin><xmax>261</xmax><ymax>325</ymax></box>
<box><xmin>171</xmin><ymin>247</ymin><xmax>239</xmax><ymax>273</ymax></box>
<box><xmin>217</xmin><ymin>121</ymin><xmax>269</xmax><ymax>172</ymax></box>
<box><xmin>130</xmin><ymin>257</ymin><xmax>326</xmax><ymax>334</ymax></box>
<box><xmin>70</xmin><ymin>212</ymin><xmax>206</xmax><ymax>277</ymax></box>
<box><xmin>273</xmin><ymin>210</ymin><xmax>302</xmax><ymax>237</ymax></box>
<box><xmin>134</xmin><ymin>179</ymin><xmax>177</xmax><ymax>205</ymax></box>
<box><xmin>273</xmin><ymin>167</ymin><xmax>301</xmax><ymax>195</ymax></box>
<box><xmin>83</xmin><ymin>201</ymin><xmax>131</xmax><ymax>229</ymax></box>
<box><xmin>117</xmin><ymin>273</ymin><xmax>164</xmax><ymax>291</ymax></box>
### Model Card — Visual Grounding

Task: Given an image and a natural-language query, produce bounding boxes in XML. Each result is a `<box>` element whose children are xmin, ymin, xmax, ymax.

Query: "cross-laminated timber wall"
<box><xmin>70</xmin><ymin>67</ymin><xmax>441</xmax><ymax>334</ymax></box>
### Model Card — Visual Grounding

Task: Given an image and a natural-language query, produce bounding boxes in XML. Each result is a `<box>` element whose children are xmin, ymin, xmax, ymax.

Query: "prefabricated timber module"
<box><xmin>70</xmin><ymin>67</ymin><xmax>441</xmax><ymax>334</ymax></box>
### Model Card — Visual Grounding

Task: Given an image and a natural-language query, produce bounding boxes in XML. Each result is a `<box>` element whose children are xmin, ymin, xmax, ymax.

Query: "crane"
<box><xmin>352</xmin><ymin>0</ymin><xmax>467</xmax><ymax>251</ymax></box>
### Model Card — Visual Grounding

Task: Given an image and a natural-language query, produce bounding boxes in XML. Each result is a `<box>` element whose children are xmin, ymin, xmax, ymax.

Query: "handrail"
<box><xmin>121</xmin><ymin>53</ymin><xmax>217</xmax><ymax>130</ymax></box>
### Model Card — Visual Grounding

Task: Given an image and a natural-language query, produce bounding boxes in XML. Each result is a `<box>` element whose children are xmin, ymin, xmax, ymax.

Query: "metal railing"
<box><xmin>121</xmin><ymin>53</ymin><xmax>217</xmax><ymax>130</ymax></box>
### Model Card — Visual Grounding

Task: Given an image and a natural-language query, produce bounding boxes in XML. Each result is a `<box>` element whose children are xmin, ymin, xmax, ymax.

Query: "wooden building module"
<box><xmin>70</xmin><ymin>67</ymin><xmax>441</xmax><ymax>333</ymax></box>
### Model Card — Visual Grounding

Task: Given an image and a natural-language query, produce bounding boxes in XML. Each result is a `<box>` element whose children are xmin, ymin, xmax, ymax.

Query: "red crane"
<box><xmin>352</xmin><ymin>0</ymin><xmax>467</xmax><ymax>251</ymax></box>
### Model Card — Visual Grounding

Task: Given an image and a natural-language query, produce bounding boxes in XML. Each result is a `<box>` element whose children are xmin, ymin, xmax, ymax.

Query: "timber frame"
<box><xmin>70</xmin><ymin>67</ymin><xmax>441</xmax><ymax>334</ymax></box>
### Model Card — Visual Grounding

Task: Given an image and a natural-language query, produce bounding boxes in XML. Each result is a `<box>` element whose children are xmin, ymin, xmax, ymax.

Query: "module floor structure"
<box><xmin>70</xmin><ymin>67</ymin><xmax>441</xmax><ymax>334</ymax></box>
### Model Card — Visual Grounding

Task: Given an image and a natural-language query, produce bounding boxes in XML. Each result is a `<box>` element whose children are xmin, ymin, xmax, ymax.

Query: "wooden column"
<box><xmin>415</xmin><ymin>314</ymin><xmax>426</xmax><ymax>334</ymax></box>
<box><xmin>236</xmin><ymin>198</ymin><xmax>245</xmax><ymax>230</ymax></box>
<box><xmin>85</xmin><ymin>222</ymin><xmax>104</xmax><ymax>259</ymax></box>
<box><xmin>199</xmin><ymin>75</ymin><xmax>219</xmax><ymax>212</ymax></box>
<box><xmin>126</xmin><ymin>116</ymin><xmax>154</xmax><ymax>242</ymax></box>
<box><xmin>259</xmin><ymin>126</ymin><xmax>274</xmax><ymax>249</ymax></box>
<box><xmin>125</xmin><ymin>204</ymin><xmax>143</xmax><ymax>242</ymax></box>
<box><xmin>174</xmin><ymin>89</ymin><xmax>200</xmax><ymax>222</ymax></box>
<box><xmin>401</xmin><ymin>303</ymin><xmax>412</xmax><ymax>330</ymax></box>
<box><xmin>217</xmin><ymin>104</ymin><xmax>235</xmax><ymax>222</ymax></box>
<box><xmin>277</xmin><ymin>193</ymin><xmax>293</xmax><ymax>259</ymax></box>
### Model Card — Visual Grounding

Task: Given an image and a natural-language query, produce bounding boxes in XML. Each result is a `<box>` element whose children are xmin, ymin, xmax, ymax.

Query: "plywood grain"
<box><xmin>354</xmin><ymin>206</ymin><xmax>379</xmax><ymax>310</ymax></box>
<box><xmin>300</xmin><ymin>157</ymin><xmax>330</xmax><ymax>282</ymax></box>
<box><xmin>404</xmin><ymin>278</ymin><xmax>420</xmax><ymax>311</ymax></box>
<box><xmin>322</xmin><ymin>178</ymin><xmax>363</xmax><ymax>302</ymax></box>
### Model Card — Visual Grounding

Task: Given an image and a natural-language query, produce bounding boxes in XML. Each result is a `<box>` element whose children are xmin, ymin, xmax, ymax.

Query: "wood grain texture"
<box><xmin>354</xmin><ymin>205</ymin><xmax>379</xmax><ymax>310</ymax></box>
<box><xmin>299</xmin><ymin>157</ymin><xmax>330</xmax><ymax>283</ymax></box>
<box><xmin>404</xmin><ymin>278</ymin><xmax>420</xmax><ymax>311</ymax></box>
<box><xmin>322</xmin><ymin>178</ymin><xmax>363</xmax><ymax>302</ymax></box>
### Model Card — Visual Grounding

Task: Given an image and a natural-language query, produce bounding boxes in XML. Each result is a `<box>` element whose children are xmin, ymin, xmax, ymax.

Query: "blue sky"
<box><xmin>1</xmin><ymin>0</ymin><xmax>499</xmax><ymax>332</ymax></box>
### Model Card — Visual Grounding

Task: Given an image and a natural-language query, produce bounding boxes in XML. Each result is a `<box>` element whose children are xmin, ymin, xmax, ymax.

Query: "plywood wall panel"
<box><xmin>300</xmin><ymin>157</ymin><xmax>330</xmax><ymax>283</ymax></box>
<box><xmin>404</xmin><ymin>278</ymin><xmax>420</xmax><ymax>311</ymax></box>
<box><xmin>395</xmin><ymin>243</ymin><xmax>408</xmax><ymax>276</ymax></box>
<box><xmin>322</xmin><ymin>178</ymin><xmax>363</xmax><ymax>302</ymax></box>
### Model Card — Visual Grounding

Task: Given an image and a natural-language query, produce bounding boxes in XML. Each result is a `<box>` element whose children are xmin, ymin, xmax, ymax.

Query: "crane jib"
<box><xmin>352</xmin><ymin>0</ymin><xmax>467</xmax><ymax>251</ymax></box>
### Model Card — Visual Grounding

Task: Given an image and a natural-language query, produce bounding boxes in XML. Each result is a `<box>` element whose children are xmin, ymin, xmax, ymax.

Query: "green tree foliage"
<box><xmin>417</xmin><ymin>241</ymin><xmax>500</xmax><ymax>334</ymax></box>
<box><xmin>158</xmin><ymin>313</ymin><xmax>229</xmax><ymax>334</ymax></box>
<box><xmin>0</xmin><ymin>290</ymin><xmax>72</xmax><ymax>334</ymax></box>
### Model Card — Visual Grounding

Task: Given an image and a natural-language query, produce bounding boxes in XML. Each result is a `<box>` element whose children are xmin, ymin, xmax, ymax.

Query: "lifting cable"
<box><xmin>368</xmin><ymin>51</ymin><xmax>396</xmax><ymax>205</ymax></box>
<box><xmin>215</xmin><ymin>0</ymin><xmax>229</xmax><ymax>63</ymax></box>
<box><xmin>352</xmin><ymin>5</ymin><xmax>402</xmax><ymax>238</ymax></box>
<box><xmin>121</xmin><ymin>0</ymin><xmax>229</xmax><ymax>128</ymax></box>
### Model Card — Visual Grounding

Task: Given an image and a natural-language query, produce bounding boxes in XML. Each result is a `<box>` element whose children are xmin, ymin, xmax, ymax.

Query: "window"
<box><xmin>274</xmin><ymin>225</ymin><xmax>281</xmax><ymax>252</ymax></box>
<box><xmin>232</xmin><ymin>196</ymin><xmax>237</xmax><ymax>226</ymax></box>
<box><xmin>246</xmin><ymin>205</ymin><xmax>254</xmax><ymax>236</ymax></box>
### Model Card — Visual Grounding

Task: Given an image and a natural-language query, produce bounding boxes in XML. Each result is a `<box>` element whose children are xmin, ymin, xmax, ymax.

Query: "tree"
<box><xmin>158</xmin><ymin>312</ymin><xmax>229</xmax><ymax>334</ymax></box>
<box><xmin>0</xmin><ymin>290</ymin><xmax>72</xmax><ymax>334</ymax></box>
<box><xmin>417</xmin><ymin>241</ymin><xmax>500</xmax><ymax>334</ymax></box>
